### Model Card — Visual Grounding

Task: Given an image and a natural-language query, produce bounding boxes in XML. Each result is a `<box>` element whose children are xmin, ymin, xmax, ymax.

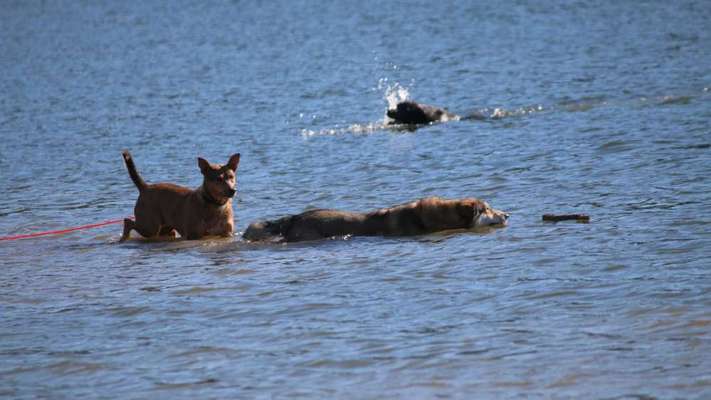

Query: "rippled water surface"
<box><xmin>1</xmin><ymin>1</ymin><xmax>710</xmax><ymax>399</ymax></box>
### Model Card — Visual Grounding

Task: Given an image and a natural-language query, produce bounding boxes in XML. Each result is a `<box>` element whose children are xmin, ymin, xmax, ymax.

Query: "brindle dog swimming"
<box><xmin>243</xmin><ymin>197</ymin><xmax>509</xmax><ymax>243</ymax></box>
<box><xmin>120</xmin><ymin>151</ymin><xmax>240</xmax><ymax>241</ymax></box>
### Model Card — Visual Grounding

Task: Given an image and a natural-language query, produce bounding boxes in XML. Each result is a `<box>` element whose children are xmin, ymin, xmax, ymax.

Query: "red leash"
<box><xmin>0</xmin><ymin>218</ymin><xmax>129</xmax><ymax>242</ymax></box>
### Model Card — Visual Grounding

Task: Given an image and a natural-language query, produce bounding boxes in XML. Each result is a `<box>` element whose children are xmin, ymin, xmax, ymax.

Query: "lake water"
<box><xmin>1</xmin><ymin>1</ymin><xmax>710</xmax><ymax>398</ymax></box>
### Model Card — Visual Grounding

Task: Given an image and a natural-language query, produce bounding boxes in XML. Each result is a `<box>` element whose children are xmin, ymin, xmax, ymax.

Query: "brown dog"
<box><xmin>120</xmin><ymin>151</ymin><xmax>240</xmax><ymax>241</ymax></box>
<box><xmin>243</xmin><ymin>197</ymin><xmax>508</xmax><ymax>242</ymax></box>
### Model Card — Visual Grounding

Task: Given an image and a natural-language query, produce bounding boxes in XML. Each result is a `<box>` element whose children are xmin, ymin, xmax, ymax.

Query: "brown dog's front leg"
<box><xmin>220</xmin><ymin>222</ymin><xmax>234</xmax><ymax>238</ymax></box>
<box><xmin>183</xmin><ymin>228</ymin><xmax>202</xmax><ymax>240</ymax></box>
<box><xmin>119</xmin><ymin>218</ymin><xmax>135</xmax><ymax>242</ymax></box>
<box><xmin>159</xmin><ymin>226</ymin><xmax>177</xmax><ymax>239</ymax></box>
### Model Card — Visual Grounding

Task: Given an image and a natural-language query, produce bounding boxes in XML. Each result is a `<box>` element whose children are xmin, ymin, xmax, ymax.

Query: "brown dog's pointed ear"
<box><xmin>226</xmin><ymin>153</ymin><xmax>240</xmax><ymax>171</ymax></box>
<box><xmin>198</xmin><ymin>157</ymin><xmax>212</xmax><ymax>175</ymax></box>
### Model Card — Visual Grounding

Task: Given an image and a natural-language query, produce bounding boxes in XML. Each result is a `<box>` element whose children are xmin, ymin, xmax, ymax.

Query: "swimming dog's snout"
<box><xmin>226</xmin><ymin>187</ymin><xmax>236</xmax><ymax>197</ymax></box>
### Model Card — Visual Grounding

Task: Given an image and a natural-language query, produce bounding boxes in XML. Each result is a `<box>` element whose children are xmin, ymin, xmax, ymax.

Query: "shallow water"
<box><xmin>1</xmin><ymin>1</ymin><xmax>710</xmax><ymax>398</ymax></box>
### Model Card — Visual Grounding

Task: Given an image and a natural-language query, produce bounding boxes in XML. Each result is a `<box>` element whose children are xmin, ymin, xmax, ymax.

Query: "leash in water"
<box><xmin>0</xmin><ymin>217</ymin><xmax>131</xmax><ymax>242</ymax></box>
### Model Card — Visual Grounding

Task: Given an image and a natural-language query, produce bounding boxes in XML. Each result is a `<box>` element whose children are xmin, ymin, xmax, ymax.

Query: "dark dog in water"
<box><xmin>243</xmin><ymin>196</ymin><xmax>508</xmax><ymax>243</ymax></box>
<box><xmin>386</xmin><ymin>101</ymin><xmax>460</xmax><ymax>125</ymax></box>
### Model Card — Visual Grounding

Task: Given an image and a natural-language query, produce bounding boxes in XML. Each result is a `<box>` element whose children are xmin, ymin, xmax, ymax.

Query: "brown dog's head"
<box><xmin>198</xmin><ymin>153</ymin><xmax>240</xmax><ymax>205</ymax></box>
<box><xmin>415</xmin><ymin>197</ymin><xmax>508</xmax><ymax>232</ymax></box>
<box><xmin>458</xmin><ymin>198</ymin><xmax>509</xmax><ymax>228</ymax></box>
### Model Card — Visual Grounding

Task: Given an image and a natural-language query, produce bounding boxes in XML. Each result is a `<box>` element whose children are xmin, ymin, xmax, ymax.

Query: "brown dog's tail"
<box><xmin>122</xmin><ymin>150</ymin><xmax>147</xmax><ymax>192</ymax></box>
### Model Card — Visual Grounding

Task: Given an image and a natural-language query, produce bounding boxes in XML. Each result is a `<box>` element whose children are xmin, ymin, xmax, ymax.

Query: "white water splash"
<box><xmin>439</xmin><ymin>112</ymin><xmax>461</xmax><ymax>123</ymax></box>
<box><xmin>378</xmin><ymin>79</ymin><xmax>411</xmax><ymax>110</ymax></box>
<box><xmin>301</xmin><ymin>122</ymin><xmax>386</xmax><ymax>138</ymax></box>
<box><xmin>489</xmin><ymin>105</ymin><xmax>545</xmax><ymax>119</ymax></box>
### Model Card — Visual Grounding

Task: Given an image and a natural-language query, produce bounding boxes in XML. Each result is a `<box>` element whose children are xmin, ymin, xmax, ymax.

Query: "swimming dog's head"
<box><xmin>243</xmin><ymin>216</ymin><xmax>292</xmax><ymax>242</ymax></box>
<box><xmin>463</xmin><ymin>199</ymin><xmax>509</xmax><ymax>228</ymax></box>
<box><xmin>387</xmin><ymin>101</ymin><xmax>431</xmax><ymax>125</ymax></box>
<box><xmin>416</xmin><ymin>197</ymin><xmax>508</xmax><ymax>232</ymax></box>
<box><xmin>198</xmin><ymin>153</ymin><xmax>240</xmax><ymax>205</ymax></box>
<box><xmin>387</xmin><ymin>101</ymin><xmax>458</xmax><ymax>125</ymax></box>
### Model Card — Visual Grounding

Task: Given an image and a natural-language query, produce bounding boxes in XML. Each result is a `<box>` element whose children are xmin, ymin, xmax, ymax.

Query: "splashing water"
<box><xmin>300</xmin><ymin>80</ymin><xmax>413</xmax><ymax>138</ymax></box>
<box><xmin>301</xmin><ymin>122</ymin><xmax>386</xmax><ymax>138</ymax></box>
<box><xmin>379</xmin><ymin>79</ymin><xmax>411</xmax><ymax>110</ymax></box>
<box><xmin>489</xmin><ymin>105</ymin><xmax>545</xmax><ymax>119</ymax></box>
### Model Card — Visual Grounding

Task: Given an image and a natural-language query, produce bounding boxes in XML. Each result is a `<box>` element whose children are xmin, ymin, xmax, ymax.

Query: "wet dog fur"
<box><xmin>243</xmin><ymin>197</ymin><xmax>508</xmax><ymax>243</ymax></box>
<box><xmin>120</xmin><ymin>151</ymin><xmax>240</xmax><ymax>241</ymax></box>
<box><xmin>386</xmin><ymin>101</ymin><xmax>459</xmax><ymax>125</ymax></box>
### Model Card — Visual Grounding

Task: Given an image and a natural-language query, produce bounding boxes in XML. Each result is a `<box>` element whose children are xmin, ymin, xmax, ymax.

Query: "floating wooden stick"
<box><xmin>542</xmin><ymin>214</ymin><xmax>590</xmax><ymax>222</ymax></box>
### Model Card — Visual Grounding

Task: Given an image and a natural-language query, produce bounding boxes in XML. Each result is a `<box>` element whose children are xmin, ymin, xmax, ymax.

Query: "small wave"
<box><xmin>636</xmin><ymin>91</ymin><xmax>702</xmax><ymax>108</ymax></box>
<box><xmin>558</xmin><ymin>96</ymin><xmax>607</xmax><ymax>112</ymax></box>
<box><xmin>154</xmin><ymin>378</ymin><xmax>219</xmax><ymax>390</ymax></box>
<box><xmin>301</xmin><ymin>122</ymin><xmax>387</xmax><ymax>138</ymax></box>
<box><xmin>597</xmin><ymin>139</ymin><xmax>634</xmax><ymax>153</ymax></box>
<box><xmin>625</xmin><ymin>198</ymin><xmax>698</xmax><ymax>211</ymax></box>
<box><xmin>108</xmin><ymin>306</ymin><xmax>151</xmax><ymax>317</ymax></box>
<box><xmin>490</xmin><ymin>105</ymin><xmax>545</xmax><ymax>119</ymax></box>
<box><xmin>462</xmin><ymin>105</ymin><xmax>545</xmax><ymax>120</ymax></box>
<box><xmin>48</xmin><ymin>360</ymin><xmax>109</xmax><ymax>375</ymax></box>
<box><xmin>658</xmin><ymin>95</ymin><xmax>692</xmax><ymax>106</ymax></box>
<box><xmin>673</xmin><ymin>143</ymin><xmax>711</xmax><ymax>150</ymax></box>
<box><xmin>169</xmin><ymin>346</ymin><xmax>239</xmax><ymax>358</ymax></box>
<box><xmin>173</xmin><ymin>286</ymin><xmax>223</xmax><ymax>295</ymax></box>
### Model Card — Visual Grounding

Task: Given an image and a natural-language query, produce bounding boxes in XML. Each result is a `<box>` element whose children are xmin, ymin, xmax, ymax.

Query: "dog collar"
<box><xmin>201</xmin><ymin>189</ymin><xmax>224</xmax><ymax>206</ymax></box>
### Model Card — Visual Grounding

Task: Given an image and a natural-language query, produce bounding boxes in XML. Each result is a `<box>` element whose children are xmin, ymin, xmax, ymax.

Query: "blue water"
<box><xmin>1</xmin><ymin>1</ymin><xmax>710</xmax><ymax>398</ymax></box>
